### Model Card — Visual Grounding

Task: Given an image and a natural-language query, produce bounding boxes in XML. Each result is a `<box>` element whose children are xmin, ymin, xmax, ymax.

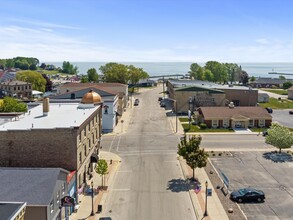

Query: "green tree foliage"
<box><xmin>0</xmin><ymin>57</ymin><xmax>39</xmax><ymax>70</ymax></box>
<box><xmin>265</xmin><ymin>123</ymin><xmax>293</xmax><ymax>153</ymax></box>
<box><xmin>16</xmin><ymin>71</ymin><xmax>47</xmax><ymax>92</ymax></box>
<box><xmin>128</xmin><ymin>65</ymin><xmax>149</xmax><ymax>85</ymax></box>
<box><xmin>178</xmin><ymin>135</ymin><xmax>209</xmax><ymax>180</ymax></box>
<box><xmin>188</xmin><ymin>63</ymin><xmax>201</xmax><ymax>79</ymax></box>
<box><xmin>29</xmin><ymin>63</ymin><xmax>37</xmax><ymax>70</ymax></box>
<box><xmin>80</xmin><ymin>75</ymin><xmax>89</xmax><ymax>83</ymax></box>
<box><xmin>0</xmin><ymin>97</ymin><xmax>27</xmax><ymax>112</ymax></box>
<box><xmin>279</xmin><ymin>75</ymin><xmax>286</xmax><ymax>80</ymax></box>
<box><xmin>62</xmin><ymin>61</ymin><xmax>79</xmax><ymax>74</ymax></box>
<box><xmin>95</xmin><ymin>159</ymin><xmax>108</xmax><ymax>187</ymax></box>
<box><xmin>99</xmin><ymin>62</ymin><xmax>149</xmax><ymax>84</ymax></box>
<box><xmin>283</xmin><ymin>81</ymin><xmax>293</xmax><ymax>90</ymax></box>
<box><xmin>87</xmin><ymin>68</ymin><xmax>99</xmax><ymax>82</ymax></box>
<box><xmin>224</xmin><ymin>63</ymin><xmax>241</xmax><ymax>83</ymax></box>
<box><xmin>203</xmin><ymin>69</ymin><xmax>214</xmax><ymax>81</ymax></box>
<box><xmin>205</xmin><ymin>61</ymin><xmax>228</xmax><ymax>83</ymax></box>
<box><xmin>250</xmin><ymin>76</ymin><xmax>256</xmax><ymax>82</ymax></box>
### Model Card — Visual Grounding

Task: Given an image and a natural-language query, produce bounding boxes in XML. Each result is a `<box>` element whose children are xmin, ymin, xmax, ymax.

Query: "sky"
<box><xmin>1</xmin><ymin>0</ymin><xmax>293</xmax><ymax>63</ymax></box>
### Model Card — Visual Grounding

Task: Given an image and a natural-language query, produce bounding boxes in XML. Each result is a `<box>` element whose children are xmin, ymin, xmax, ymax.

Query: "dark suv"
<box><xmin>265</xmin><ymin>107</ymin><xmax>273</xmax><ymax>113</ymax></box>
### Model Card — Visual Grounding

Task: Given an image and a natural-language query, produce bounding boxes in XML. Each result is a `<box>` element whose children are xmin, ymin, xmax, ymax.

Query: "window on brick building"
<box><xmin>79</xmin><ymin>152</ymin><xmax>82</xmax><ymax>163</ymax></box>
<box><xmin>84</xmin><ymin>144</ymin><xmax>86</xmax><ymax>156</ymax></box>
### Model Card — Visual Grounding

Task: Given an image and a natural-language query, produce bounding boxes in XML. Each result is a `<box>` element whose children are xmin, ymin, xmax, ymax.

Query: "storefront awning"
<box><xmin>90</xmin><ymin>153</ymin><xmax>99</xmax><ymax>163</ymax></box>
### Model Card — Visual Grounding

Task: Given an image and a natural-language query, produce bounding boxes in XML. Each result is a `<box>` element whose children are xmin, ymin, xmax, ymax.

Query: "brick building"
<box><xmin>0</xmin><ymin>90</ymin><xmax>102</xmax><ymax>195</ymax></box>
<box><xmin>0</xmin><ymin>80</ymin><xmax>32</xmax><ymax>99</ymax></box>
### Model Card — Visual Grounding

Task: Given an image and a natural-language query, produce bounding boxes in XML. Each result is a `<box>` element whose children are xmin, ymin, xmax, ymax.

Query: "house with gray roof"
<box><xmin>0</xmin><ymin>202</ymin><xmax>26</xmax><ymax>220</ymax></box>
<box><xmin>0</xmin><ymin>167</ymin><xmax>69</xmax><ymax>220</ymax></box>
<box><xmin>249</xmin><ymin>77</ymin><xmax>291</xmax><ymax>88</ymax></box>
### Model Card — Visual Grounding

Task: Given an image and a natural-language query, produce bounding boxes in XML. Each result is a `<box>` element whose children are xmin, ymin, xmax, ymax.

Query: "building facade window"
<box><xmin>259</xmin><ymin>119</ymin><xmax>265</xmax><ymax>127</ymax></box>
<box><xmin>249</xmin><ymin>120</ymin><xmax>254</xmax><ymax>127</ymax></box>
<box><xmin>50</xmin><ymin>200</ymin><xmax>54</xmax><ymax>213</ymax></box>
<box><xmin>56</xmin><ymin>191</ymin><xmax>60</xmax><ymax>204</ymax></box>
<box><xmin>212</xmin><ymin>120</ymin><xmax>218</xmax><ymax>128</ymax></box>
<box><xmin>223</xmin><ymin>119</ymin><xmax>229</xmax><ymax>128</ymax></box>
<box><xmin>62</xmin><ymin>183</ymin><xmax>65</xmax><ymax>195</ymax></box>
<box><xmin>79</xmin><ymin>152</ymin><xmax>82</xmax><ymax>163</ymax></box>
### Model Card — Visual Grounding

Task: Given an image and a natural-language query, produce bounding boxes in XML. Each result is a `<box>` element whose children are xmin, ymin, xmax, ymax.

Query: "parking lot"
<box><xmin>210</xmin><ymin>151</ymin><xmax>293</xmax><ymax>220</ymax></box>
<box><xmin>272</xmin><ymin>109</ymin><xmax>293</xmax><ymax>128</ymax></box>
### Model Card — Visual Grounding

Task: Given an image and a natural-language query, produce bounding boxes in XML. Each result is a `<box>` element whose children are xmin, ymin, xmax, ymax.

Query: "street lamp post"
<box><xmin>90</xmin><ymin>180</ymin><xmax>94</xmax><ymax>216</ymax></box>
<box><xmin>204</xmin><ymin>180</ymin><xmax>208</xmax><ymax>217</ymax></box>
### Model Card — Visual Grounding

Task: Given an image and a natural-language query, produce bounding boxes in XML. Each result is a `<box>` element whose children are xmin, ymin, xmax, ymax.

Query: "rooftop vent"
<box><xmin>228</xmin><ymin>102</ymin><xmax>235</xmax><ymax>109</ymax></box>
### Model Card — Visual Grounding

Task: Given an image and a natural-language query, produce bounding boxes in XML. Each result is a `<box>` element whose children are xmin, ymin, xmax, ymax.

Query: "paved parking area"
<box><xmin>272</xmin><ymin>109</ymin><xmax>293</xmax><ymax>128</ymax></box>
<box><xmin>210</xmin><ymin>151</ymin><xmax>293</xmax><ymax>220</ymax></box>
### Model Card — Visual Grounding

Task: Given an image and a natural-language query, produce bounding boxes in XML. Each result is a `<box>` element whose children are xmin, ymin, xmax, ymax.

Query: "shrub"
<box><xmin>200</xmin><ymin>123</ymin><xmax>207</xmax><ymax>129</ymax></box>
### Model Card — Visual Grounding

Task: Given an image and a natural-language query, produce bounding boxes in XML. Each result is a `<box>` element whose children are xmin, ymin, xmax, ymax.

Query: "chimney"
<box><xmin>43</xmin><ymin>97</ymin><xmax>50</xmax><ymax>116</ymax></box>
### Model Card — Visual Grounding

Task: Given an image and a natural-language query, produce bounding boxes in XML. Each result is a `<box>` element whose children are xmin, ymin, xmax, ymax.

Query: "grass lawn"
<box><xmin>179</xmin><ymin>117</ymin><xmax>189</xmax><ymax>122</ymax></box>
<box><xmin>261</xmin><ymin>89</ymin><xmax>288</xmax><ymax>95</ymax></box>
<box><xmin>259</xmin><ymin>97</ymin><xmax>293</xmax><ymax>109</ymax></box>
<box><xmin>249</xmin><ymin>127</ymin><xmax>267</xmax><ymax>132</ymax></box>
<box><xmin>182</xmin><ymin>124</ymin><xmax>234</xmax><ymax>133</ymax></box>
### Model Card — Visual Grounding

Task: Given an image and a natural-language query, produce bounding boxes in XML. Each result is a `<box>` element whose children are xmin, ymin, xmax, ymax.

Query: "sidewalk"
<box><xmin>70</xmin><ymin>151</ymin><xmax>121</xmax><ymax>220</ymax></box>
<box><xmin>178</xmin><ymin>157</ymin><xmax>229</xmax><ymax>220</ymax></box>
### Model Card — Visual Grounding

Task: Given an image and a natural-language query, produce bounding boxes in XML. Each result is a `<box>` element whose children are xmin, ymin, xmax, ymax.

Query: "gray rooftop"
<box><xmin>168</xmin><ymin>79</ymin><xmax>256</xmax><ymax>91</ymax></box>
<box><xmin>0</xmin><ymin>202</ymin><xmax>26</xmax><ymax>220</ymax></box>
<box><xmin>0</xmin><ymin>168</ymin><xmax>68</xmax><ymax>205</ymax></box>
<box><xmin>0</xmin><ymin>102</ymin><xmax>100</xmax><ymax>131</ymax></box>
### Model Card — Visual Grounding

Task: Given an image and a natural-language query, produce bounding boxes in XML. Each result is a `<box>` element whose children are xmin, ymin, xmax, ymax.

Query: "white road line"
<box><xmin>108</xmin><ymin>135</ymin><xmax>116</xmax><ymax>152</ymax></box>
<box><xmin>116</xmin><ymin>135</ymin><xmax>122</xmax><ymax>152</ymax></box>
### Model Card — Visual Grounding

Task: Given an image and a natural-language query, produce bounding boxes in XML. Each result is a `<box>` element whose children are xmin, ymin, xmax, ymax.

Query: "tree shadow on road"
<box><xmin>166</xmin><ymin>178</ymin><xmax>201</xmax><ymax>192</ymax></box>
<box><xmin>263</xmin><ymin>151</ymin><xmax>293</xmax><ymax>163</ymax></box>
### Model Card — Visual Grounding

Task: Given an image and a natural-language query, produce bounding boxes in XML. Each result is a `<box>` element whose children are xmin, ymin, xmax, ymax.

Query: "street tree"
<box><xmin>205</xmin><ymin>61</ymin><xmax>227</xmax><ymax>83</ymax></box>
<box><xmin>99</xmin><ymin>62</ymin><xmax>129</xmax><ymax>84</ymax></box>
<box><xmin>80</xmin><ymin>75</ymin><xmax>89</xmax><ymax>83</ymax></box>
<box><xmin>178</xmin><ymin>135</ymin><xmax>209</xmax><ymax>180</ymax></box>
<box><xmin>16</xmin><ymin>70</ymin><xmax>47</xmax><ymax>92</ymax></box>
<box><xmin>87</xmin><ymin>68</ymin><xmax>99</xmax><ymax>82</ymax></box>
<box><xmin>250</xmin><ymin>76</ymin><xmax>256</xmax><ymax>82</ymax></box>
<box><xmin>283</xmin><ymin>81</ymin><xmax>292</xmax><ymax>90</ymax></box>
<box><xmin>203</xmin><ymin>69</ymin><xmax>214</xmax><ymax>81</ymax></box>
<box><xmin>265</xmin><ymin>123</ymin><xmax>293</xmax><ymax>153</ymax></box>
<box><xmin>239</xmin><ymin>70</ymin><xmax>249</xmax><ymax>85</ymax></box>
<box><xmin>0</xmin><ymin>97</ymin><xmax>27</xmax><ymax>112</ymax></box>
<box><xmin>95</xmin><ymin>159</ymin><xmax>108</xmax><ymax>187</ymax></box>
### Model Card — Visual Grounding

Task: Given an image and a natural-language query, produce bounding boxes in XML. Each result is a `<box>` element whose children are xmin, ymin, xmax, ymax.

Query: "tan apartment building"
<box><xmin>0</xmin><ymin>90</ymin><xmax>102</xmax><ymax>194</ymax></box>
<box><xmin>0</xmin><ymin>80</ymin><xmax>32</xmax><ymax>99</ymax></box>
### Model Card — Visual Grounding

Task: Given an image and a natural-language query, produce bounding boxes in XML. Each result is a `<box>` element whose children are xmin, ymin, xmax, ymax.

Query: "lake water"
<box><xmin>49</xmin><ymin>62</ymin><xmax>293</xmax><ymax>79</ymax></box>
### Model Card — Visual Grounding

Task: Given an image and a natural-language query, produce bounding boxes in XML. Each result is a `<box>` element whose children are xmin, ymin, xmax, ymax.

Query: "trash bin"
<box><xmin>97</xmin><ymin>205</ymin><xmax>102</xmax><ymax>213</ymax></box>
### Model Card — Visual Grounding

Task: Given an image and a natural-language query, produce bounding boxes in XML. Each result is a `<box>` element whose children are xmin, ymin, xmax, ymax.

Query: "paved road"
<box><xmin>101</xmin><ymin>86</ymin><xmax>197</xmax><ymax>220</ymax></box>
<box><xmin>199</xmin><ymin>134</ymin><xmax>274</xmax><ymax>151</ymax></box>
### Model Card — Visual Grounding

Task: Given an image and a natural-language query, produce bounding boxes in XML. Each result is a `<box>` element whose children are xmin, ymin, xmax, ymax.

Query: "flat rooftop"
<box><xmin>0</xmin><ymin>103</ymin><xmax>100</xmax><ymax>131</ymax></box>
<box><xmin>169</xmin><ymin>79</ymin><xmax>257</xmax><ymax>91</ymax></box>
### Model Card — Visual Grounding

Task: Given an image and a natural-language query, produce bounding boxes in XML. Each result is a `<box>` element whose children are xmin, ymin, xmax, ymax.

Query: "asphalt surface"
<box><xmin>101</xmin><ymin>86</ymin><xmax>197</xmax><ymax>220</ymax></box>
<box><xmin>272</xmin><ymin>109</ymin><xmax>293</xmax><ymax>128</ymax></box>
<box><xmin>210</xmin><ymin>151</ymin><xmax>293</xmax><ymax>220</ymax></box>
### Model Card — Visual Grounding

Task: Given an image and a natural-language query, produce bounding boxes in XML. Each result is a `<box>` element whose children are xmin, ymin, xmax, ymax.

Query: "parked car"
<box><xmin>289</xmin><ymin>110</ymin><xmax>293</xmax><ymax>115</ymax></box>
<box><xmin>262</xmin><ymin>130</ymin><xmax>268</xmax><ymax>136</ymax></box>
<box><xmin>230</xmin><ymin>188</ymin><xmax>265</xmax><ymax>203</ymax></box>
<box><xmin>158</xmin><ymin>97</ymin><xmax>163</xmax><ymax>101</ymax></box>
<box><xmin>160</xmin><ymin>101</ymin><xmax>166</xmax><ymax>107</ymax></box>
<box><xmin>265</xmin><ymin>107</ymin><xmax>273</xmax><ymax>113</ymax></box>
<box><xmin>134</xmin><ymin>99</ymin><xmax>139</xmax><ymax>106</ymax></box>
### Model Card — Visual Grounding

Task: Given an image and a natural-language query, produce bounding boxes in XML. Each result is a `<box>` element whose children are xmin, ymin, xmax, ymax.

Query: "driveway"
<box><xmin>210</xmin><ymin>151</ymin><xmax>293</xmax><ymax>220</ymax></box>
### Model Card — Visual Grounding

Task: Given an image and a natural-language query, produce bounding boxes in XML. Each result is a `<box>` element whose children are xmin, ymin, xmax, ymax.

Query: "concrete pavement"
<box><xmin>70</xmin><ymin>151</ymin><xmax>121</xmax><ymax>220</ymax></box>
